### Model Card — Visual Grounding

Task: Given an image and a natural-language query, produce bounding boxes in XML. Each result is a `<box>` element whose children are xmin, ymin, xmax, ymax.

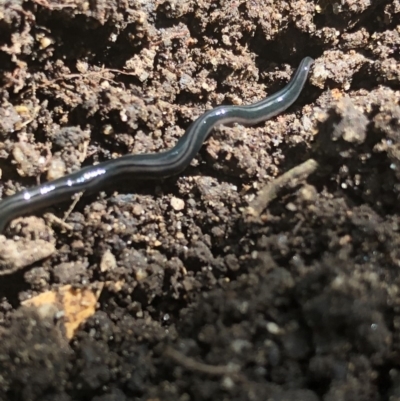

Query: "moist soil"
<box><xmin>0</xmin><ymin>1</ymin><xmax>400</xmax><ymax>400</ymax></box>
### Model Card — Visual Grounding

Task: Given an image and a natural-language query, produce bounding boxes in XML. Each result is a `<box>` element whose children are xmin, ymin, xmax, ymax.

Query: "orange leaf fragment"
<box><xmin>22</xmin><ymin>284</ymin><xmax>103</xmax><ymax>340</ymax></box>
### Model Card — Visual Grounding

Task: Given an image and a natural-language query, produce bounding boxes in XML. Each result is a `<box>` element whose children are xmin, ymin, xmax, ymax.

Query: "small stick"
<box><xmin>63</xmin><ymin>192</ymin><xmax>84</xmax><ymax>222</ymax></box>
<box><xmin>44</xmin><ymin>213</ymin><xmax>73</xmax><ymax>231</ymax></box>
<box><xmin>246</xmin><ymin>159</ymin><xmax>318</xmax><ymax>218</ymax></box>
<box><xmin>164</xmin><ymin>346</ymin><xmax>241</xmax><ymax>376</ymax></box>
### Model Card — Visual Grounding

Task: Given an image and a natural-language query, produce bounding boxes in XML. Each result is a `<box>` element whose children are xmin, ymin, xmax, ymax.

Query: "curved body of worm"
<box><xmin>0</xmin><ymin>57</ymin><xmax>313</xmax><ymax>232</ymax></box>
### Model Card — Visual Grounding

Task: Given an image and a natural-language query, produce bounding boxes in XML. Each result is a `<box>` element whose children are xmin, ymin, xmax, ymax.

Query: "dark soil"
<box><xmin>0</xmin><ymin>0</ymin><xmax>400</xmax><ymax>400</ymax></box>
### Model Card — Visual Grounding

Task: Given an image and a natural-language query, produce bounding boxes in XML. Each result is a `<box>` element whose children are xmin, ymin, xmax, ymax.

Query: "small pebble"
<box><xmin>170</xmin><ymin>196</ymin><xmax>185</xmax><ymax>211</ymax></box>
<box><xmin>47</xmin><ymin>157</ymin><xmax>66</xmax><ymax>181</ymax></box>
<box><xmin>100</xmin><ymin>249</ymin><xmax>117</xmax><ymax>272</ymax></box>
<box><xmin>266</xmin><ymin>322</ymin><xmax>281</xmax><ymax>335</ymax></box>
